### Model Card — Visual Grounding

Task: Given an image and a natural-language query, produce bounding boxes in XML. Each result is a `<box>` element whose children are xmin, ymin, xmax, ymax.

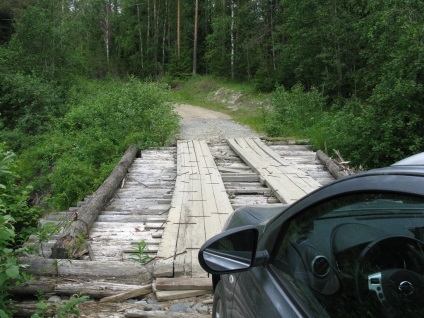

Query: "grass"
<box><xmin>170</xmin><ymin>75</ymin><xmax>269</xmax><ymax>133</ymax></box>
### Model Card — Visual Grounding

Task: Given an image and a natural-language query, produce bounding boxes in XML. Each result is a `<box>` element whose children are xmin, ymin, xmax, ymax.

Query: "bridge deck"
<box><xmin>23</xmin><ymin>139</ymin><xmax>335</xmax><ymax>286</ymax></box>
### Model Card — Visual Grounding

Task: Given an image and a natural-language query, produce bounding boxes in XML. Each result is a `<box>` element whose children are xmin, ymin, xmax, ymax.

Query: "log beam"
<box><xmin>51</xmin><ymin>145</ymin><xmax>138</xmax><ymax>259</ymax></box>
<box><xmin>316</xmin><ymin>150</ymin><xmax>349</xmax><ymax>179</ymax></box>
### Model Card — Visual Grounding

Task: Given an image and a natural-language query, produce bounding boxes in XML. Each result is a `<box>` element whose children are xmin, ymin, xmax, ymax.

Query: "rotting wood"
<box><xmin>316</xmin><ymin>150</ymin><xmax>349</xmax><ymax>179</ymax></box>
<box><xmin>155</xmin><ymin>277</ymin><xmax>212</xmax><ymax>291</ymax></box>
<box><xmin>13</xmin><ymin>301</ymin><xmax>209</xmax><ymax>318</ymax></box>
<box><xmin>228</xmin><ymin>138</ymin><xmax>321</xmax><ymax>204</ymax></box>
<box><xmin>99</xmin><ymin>284</ymin><xmax>152</xmax><ymax>303</ymax></box>
<box><xmin>19</xmin><ymin>256</ymin><xmax>153</xmax><ymax>284</ymax></box>
<box><xmin>51</xmin><ymin>145</ymin><xmax>138</xmax><ymax>259</ymax></box>
<box><xmin>11</xmin><ymin>278</ymin><xmax>152</xmax><ymax>299</ymax></box>
<box><xmin>125</xmin><ymin>309</ymin><xmax>207</xmax><ymax>317</ymax></box>
<box><xmin>154</xmin><ymin>140</ymin><xmax>233</xmax><ymax>278</ymax></box>
<box><xmin>155</xmin><ymin>289</ymin><xmax>211</xmax><ymax>301</ymax></box>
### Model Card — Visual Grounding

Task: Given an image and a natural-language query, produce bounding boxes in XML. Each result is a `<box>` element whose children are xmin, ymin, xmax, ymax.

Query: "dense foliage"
<box><xmin>8</xmin><ymin>78</ymin><xmax>179</xmax><ymax>210</ymax></box>
<box><xmin>0</xmin><ymin>0</ymin><xmax>422</xmax><ymax>243</ymax></box>
<box><xmin>264</xmin><ymin>0</ymin><xmax>423</xmax><ymax>167</ymax></box>
<box><xmin>0</xmin><ymin>144</ymin><xmax>36</xmax><ymax>317</ymax></box>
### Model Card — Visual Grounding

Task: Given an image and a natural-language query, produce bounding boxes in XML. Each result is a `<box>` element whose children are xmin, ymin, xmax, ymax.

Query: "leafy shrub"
<box><xmin>0</xmin><ymin>145</ymin><xmax>36</xmax><ymax>317</ymax></box>
<box><xmin>0</xmin><ymin>144</ymin><xmax>41</xmax><ymax>244</ymax></box>
<box><xmin>0</xmin><ymin>72</ymin><xmax>63</xmax><ymax>136</ymax></box>
<box><xmin>265</xmin><ymin>84</ymin><xmax>325</xmax><ymax>138</ymax></box>
<box><xmin>264</xmin><ymin>81</ymin><xmax>424</xmax><ymax>169</ymax></box>
<box><xmin>19</xmin><ymin>78</ymin><xmax>179</xmax><ymax>209</ymax></box>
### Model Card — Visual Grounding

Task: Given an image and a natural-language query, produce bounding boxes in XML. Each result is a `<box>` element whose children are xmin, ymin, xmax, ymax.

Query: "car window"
<box><xmin>271</xmin><ymin>192</ymin><xmax>424</xmax><ymax>318</ymax></box>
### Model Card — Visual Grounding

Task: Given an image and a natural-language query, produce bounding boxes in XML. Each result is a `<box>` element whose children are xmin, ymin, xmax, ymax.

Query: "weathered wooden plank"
<box><xmin>155</xmin><ymin>141</ymin><xmax>191</xmax><ymax>277</ymax></box>
<box><xmin>99</xmin><ymin>284</ymin><xmax>152</xmax><ymax>302</ymax></box>
<box><xmin>155</xmin><ymin>140</ymin><xmax>232</xmax><ymax>278</ymax></box>
<box><xmin>221</xmin><ymin>174</ymin><xmax>260</xmax><ymax>182</ymax></box>
<box><xmin>155</xmin><ymin>289</ymin><xmax>211</xmax><ymax>301</ymax></box>
<box><xmin>155</xmin><ymin>277</ymin><xmax>212</xmax><ymax>291</ymax></box>
<box><xmin>228</xmin><ymin>138</ymin><xmax>321</xmax><ymax>204</ymax></box>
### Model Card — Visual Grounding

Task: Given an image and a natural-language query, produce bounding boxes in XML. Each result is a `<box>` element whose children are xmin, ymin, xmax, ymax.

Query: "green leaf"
<box><xmin>6</xmin><ymin>265</ymin><xmax>20</xmax><ymax>279</ymax></box>
<box><xmin>0</xmin><ymin>309</ymin><xmax>10</xmax><ymax>318</ymax></box>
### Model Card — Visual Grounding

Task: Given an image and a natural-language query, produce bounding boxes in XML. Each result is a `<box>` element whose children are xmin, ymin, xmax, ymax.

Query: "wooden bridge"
<box><xmin>15</xmin><ymin>138</ymin><xmax>340</xmax><ymax>311</ymax></box>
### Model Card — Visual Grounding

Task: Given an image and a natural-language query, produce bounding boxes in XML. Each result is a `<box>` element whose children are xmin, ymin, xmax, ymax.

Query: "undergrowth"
<box><xmin>6</xmin><ymin>77</ymin><xmax>179</xmax><ymax>210</ymax></box>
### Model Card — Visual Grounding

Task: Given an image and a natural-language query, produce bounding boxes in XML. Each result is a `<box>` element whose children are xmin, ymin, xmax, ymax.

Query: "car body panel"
<box><xmin>199</xmin><ymin>154</ymin><xmax>424</xmax><ymax>318</ymax></box>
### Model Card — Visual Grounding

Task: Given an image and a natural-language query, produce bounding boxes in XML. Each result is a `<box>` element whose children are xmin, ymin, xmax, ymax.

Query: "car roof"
<box><xmin>392</xmin><ymin>152</ymin><xmax>424</xmax><ymax>166</ymax></box>
<box><xmin>354</xmin><ymin>152</ymin><xmax>424</xmax><ymax>178</ymax></box>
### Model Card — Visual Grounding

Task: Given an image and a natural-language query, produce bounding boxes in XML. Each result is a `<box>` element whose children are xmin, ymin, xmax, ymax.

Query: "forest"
<box><xmin>0</xmin><ymin>0</ymin><xmax>423</xmax><ymax>314</ymax></box>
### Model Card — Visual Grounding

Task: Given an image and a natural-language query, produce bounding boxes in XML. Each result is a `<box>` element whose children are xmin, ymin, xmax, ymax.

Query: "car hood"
<box><xmin>224</xmin><ymin>204</ymin><xmax>289</xmax><ymax>232</ymax></box>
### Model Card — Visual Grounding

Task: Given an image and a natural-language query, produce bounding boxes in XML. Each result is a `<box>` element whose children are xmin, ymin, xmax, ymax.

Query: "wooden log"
<box><xmin>10</xmin><ymin>277</ymin><xmax>57</xmax><ymax>295</ymax></box>
<box><xmin>11</xmin><ymin>301</ymin><xmax>60</xmax><ymax>317</ymax></box>
<box><xmin>10</xmin><ymin>277</ymin><xmax>153</xmax><ymax>299</ymax></box>
<box><xmin>19</xmin><ymin>256</ymin><xmax>153</xmax><ymax>284</ymax></box>
<box><xmin>155</xmin><ymin>278</ymin><xmax>212</xmax><ymax>291</ymax></box>
<box><xmin>316</xmin><ymin>150</ymin><xmax>349</xmax><ymax>179</ymax></box>
<box><xmin>99</xmin><ymin>284</ymin><xmax>152</xmax><ymax>303</ymax></box>
<box><xmin>125</xmin><ymin>309</ymin><xmax>207</xmax><ymax>318</ymax></box>
<box><xmin>51</xmin><ymin>145</ymin><xmax>138</xmax><ymax>259</ymax></box>
<box><xmin>155</xmin><ymin>290</ymin><xmax>211</xmax><ymax>301</ymax></box>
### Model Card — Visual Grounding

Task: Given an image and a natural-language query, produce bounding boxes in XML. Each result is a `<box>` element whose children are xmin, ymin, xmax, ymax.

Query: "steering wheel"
<box><xmin>355</xmin><ymin>236</ymin><xmax>424</xmax><ymax>315</ymax></box>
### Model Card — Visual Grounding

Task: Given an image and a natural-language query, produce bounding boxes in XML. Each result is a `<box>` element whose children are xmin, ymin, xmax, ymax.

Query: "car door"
<box><xmin>228</xmin><ymin>266</ymin><xmax>307</xmax><ymax>318</ymax></box>
<box><xmin>227</xmin><ymin>191</ymin><xmax>424</xmax><ymax>318</ymax></box>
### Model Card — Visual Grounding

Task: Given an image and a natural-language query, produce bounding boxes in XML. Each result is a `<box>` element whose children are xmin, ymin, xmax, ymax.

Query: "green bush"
<box><xmin>19</xmin><ymin>78</ymin><xmax>179</xmax><ymax>210</ymax></box>
<box><xmin>0</xmin><ymin>144</ymin><xmax>41</xmax><ymax>244</ymax></box>
<box><xmin>0</xmin><ymin>145</ymin><xmax>36</xmax><ymax>317</ymax></box>
<box><xmin>264</xmin><ymin>81</ymin><xmax>424</xmax><ymax>169</ymax></box>
<box><xmin>265</xmin><ymin>84</ymin><xmax>325</xmax><ymax>138</ymax></box>
<box><xmin>0</xmin><ymin>72</ymin><xmax>63</xmax><ymax>136</ymax></box>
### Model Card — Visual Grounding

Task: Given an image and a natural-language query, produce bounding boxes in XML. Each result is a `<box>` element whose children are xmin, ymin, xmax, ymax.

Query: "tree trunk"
<box><xmin>153</xmin><ymin>0</ymin><xmax>158</xmax><ymax>78</ymax></box>
<box><xmin>105</xmin><ymin>1</ymin><xmax>110</xmax><ymax>63</ymax></box>
<box><xmin>177</xmin><ymin>0</ymin><xmax>181</xmax><ymax>58</ymax></box>
<box><xmin>136</xmin><ymin>4</ymin><xmax>144</xmax><ymax>73</ymax></box>
<box><xmin>50</xmin><ymin>145</ymin><xmax>138</xmax><ymax>259</ymax></box>
<box><xmin>193</xmin><ymin>0</ymin><xmax>199</xmax><ymax>74</ymax></box>
<box><xmin>230</xmin><ymin>0</ymin><xmax>235</xmax><ymax>80</ymax></box>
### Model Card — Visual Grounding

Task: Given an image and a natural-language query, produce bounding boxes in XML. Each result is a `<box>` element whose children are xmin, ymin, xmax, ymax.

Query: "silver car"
<box><xmin>199</xmin><ymin>153</ymin><xmax>424</xmax><ymax>317</ymax></box>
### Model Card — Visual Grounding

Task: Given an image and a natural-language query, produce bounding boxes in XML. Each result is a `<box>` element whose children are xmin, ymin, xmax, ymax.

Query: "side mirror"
<box><xmin>198</xmin><ymin>226</ymin><xmax>259</xmax><ymax>275</ymax></box>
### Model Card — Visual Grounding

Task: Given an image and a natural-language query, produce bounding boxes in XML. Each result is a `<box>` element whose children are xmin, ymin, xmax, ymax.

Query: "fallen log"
<box><xmin>155</xmin><ymin>290</ymin><xmax>211</xmax><ymax>301</ymax></box>
<box><xmin>155</xmin><ymin>278</ymin><xmax>212</xmax><ymax>291</ymax></box>
<box><xmin>125</xmin><ymin>310</ymin><xmax>207</xmax><ymax>318</ymax></box>
<box><xmin>316</xmin><ymin>150</ymin><xmax>349</xmax><ymax>179</ymax></box>
<box><xmin>99</xmin><ymin>284</ymin><xmax>152</xmax><ymax>303</ymax></box>
<box><xmin>19</xmin><ymin>256</ymin><xmax>153</xmax><ymax>284</ymax></box>
<box><xmin>10</xmin><ymin>277</ymin><xmax>151</xmax><ymax>299</ymax></box>
<box><xmin>51</xmin><ymin>145</ymin><xmax>138</xmax><ymax>259</ymax></box>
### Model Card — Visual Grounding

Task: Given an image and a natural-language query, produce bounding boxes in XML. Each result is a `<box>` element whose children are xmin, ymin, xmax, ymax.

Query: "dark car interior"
<box><xmin>274</xmin><ymin>192</ymin><xmax>424</xmax><ymax>317</ymax></box>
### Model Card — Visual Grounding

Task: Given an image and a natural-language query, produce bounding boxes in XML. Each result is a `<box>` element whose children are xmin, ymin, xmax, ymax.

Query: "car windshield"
<box><xmin>273</xmin><ymin>192</ymin><xmax>424</xmax><ymax>318</ymax></box>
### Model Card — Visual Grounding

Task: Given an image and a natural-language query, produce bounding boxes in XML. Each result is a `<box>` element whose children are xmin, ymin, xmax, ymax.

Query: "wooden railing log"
<box><xmin>50</xmin><ymin>145</ymin><xmax>138</xmax><ymax>259</ymax></box>
<box><xmin>316</xmin><ymin>150</ymin><xmax>349</xmax><ymax>179</ymax></box>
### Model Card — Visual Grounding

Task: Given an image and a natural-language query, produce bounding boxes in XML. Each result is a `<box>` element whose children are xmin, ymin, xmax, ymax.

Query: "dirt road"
<box><xmin>175</xmin><ymin>104</ymin><xmax>259</xmax><ymax>142</ymax></box>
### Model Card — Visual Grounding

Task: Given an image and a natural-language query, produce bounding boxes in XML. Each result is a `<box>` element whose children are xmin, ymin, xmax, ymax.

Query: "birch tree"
<box><xmin>192</xmin><ymin>0</ymin><xmax>199</xmax><ymax>74</ymax></box>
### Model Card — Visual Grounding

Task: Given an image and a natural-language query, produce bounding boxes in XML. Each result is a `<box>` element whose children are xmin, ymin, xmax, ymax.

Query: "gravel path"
<box><xmin>175</xmin><ymin>104</ymin><xmax>260</xmax><ymax>142</ymax></box>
